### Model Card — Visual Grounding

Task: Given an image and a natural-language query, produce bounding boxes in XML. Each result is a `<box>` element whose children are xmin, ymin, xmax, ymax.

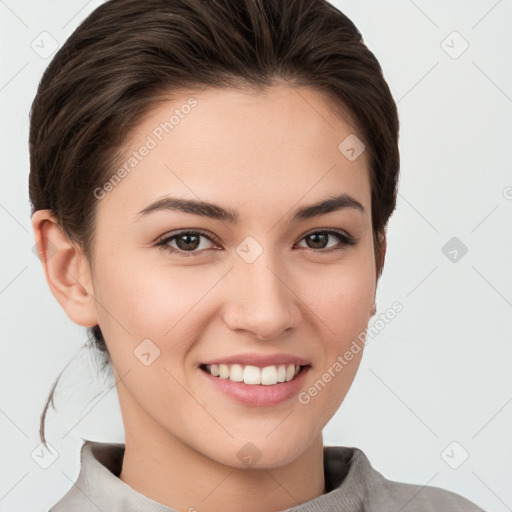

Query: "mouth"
<box><xmin>199</xmin><ymin>363</ymin><xmax>311</xmax><ymax>386</ymax></box>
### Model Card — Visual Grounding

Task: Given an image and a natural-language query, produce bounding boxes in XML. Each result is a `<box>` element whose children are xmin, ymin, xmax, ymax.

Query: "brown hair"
<box><xmin>29</xmin><ymin>0</ymin><xmax>399</xmax><ymax>447</ymax></box>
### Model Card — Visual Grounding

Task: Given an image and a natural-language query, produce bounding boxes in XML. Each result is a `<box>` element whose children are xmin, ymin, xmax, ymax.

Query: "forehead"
<box><xmin>97</xmin><ymin>84</ymin><xmax>371</xmax><ymax>223</ymax></box>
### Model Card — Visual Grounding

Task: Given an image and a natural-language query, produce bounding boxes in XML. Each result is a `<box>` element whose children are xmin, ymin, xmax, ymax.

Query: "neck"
<box><xmin>118</xmin><ymin>400</ymin><xmax>326</xmax><ymax>511</ymax></box>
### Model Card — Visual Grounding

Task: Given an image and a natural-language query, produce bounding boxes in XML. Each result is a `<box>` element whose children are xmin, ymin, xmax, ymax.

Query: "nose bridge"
<box><xmin>224</xmin><ymin>243</ymin><xmax>301</xmax><ymax>339</ymax></box>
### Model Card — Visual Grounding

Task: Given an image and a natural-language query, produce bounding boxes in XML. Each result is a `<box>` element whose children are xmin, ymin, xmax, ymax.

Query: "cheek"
<box><xmin>303</xmin><ymin>262</ymin><xmax>373</xmax><ymax>408</ymax></box>
<box><xmin>91</xmin><ymin>259</ymin><xmax>212</xmax><ymax>406</ymax></box>
<box><xmin>308</xmin><ymin>256</ymin><xmax>375</xmax><ymax>337</ymax></box>
<box><xmin>92</xmin><ymin>254</ymin><xmax>221</xmax><ymax>352</ymax></box>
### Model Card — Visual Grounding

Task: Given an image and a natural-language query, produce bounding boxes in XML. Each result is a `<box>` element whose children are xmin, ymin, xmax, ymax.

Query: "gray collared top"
<box><xmin>49</xmin><ymin>440</ymin><xmax>486</xmax><ymax>511</ymax></box>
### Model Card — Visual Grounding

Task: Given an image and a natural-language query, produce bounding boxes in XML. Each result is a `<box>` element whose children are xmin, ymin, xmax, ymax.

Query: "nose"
<box><xmin>222</xmin><ymin>256</ymin><xmax>302</xmax><ymax>340</ymax></box>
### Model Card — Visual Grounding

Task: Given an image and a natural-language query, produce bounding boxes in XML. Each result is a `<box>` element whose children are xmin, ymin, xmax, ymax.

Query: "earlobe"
<box><xmin>31</xmin><ymin>210</ymin><xmax>98</xmax><ymax>327</ymax></box>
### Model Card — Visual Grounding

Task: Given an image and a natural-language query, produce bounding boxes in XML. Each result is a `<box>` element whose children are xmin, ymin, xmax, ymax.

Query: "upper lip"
<box><xmin>201</xmin><ymin>353</ymin><xmax>311</xmax><ymax>368</ymax></box>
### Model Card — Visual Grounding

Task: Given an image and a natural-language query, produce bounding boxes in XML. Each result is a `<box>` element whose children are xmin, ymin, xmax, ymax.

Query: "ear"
<box><xmin>31</xmin><ymin>210</ymin><xmax>98</xmax><ymax>327</ymax></box>
<box><xmin>375</xmin><ymin>230</ymin><xmax>387</xmax><ymax>280</ymax></box>
<box><xmin>379</xmin><ymin>233</ymin><xmax>387</xmax><ymax>273</ymax></box>
<box><xmin>371</xmin><ymin>232</ymin><xmax>387</xmax><ymax>314</ymax></box>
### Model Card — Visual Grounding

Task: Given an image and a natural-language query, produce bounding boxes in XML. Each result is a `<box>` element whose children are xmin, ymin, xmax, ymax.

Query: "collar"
<box><xmin>57</xmin><ymin>440</ymin><xmax>376</xmax><ymax>511</ymax></box>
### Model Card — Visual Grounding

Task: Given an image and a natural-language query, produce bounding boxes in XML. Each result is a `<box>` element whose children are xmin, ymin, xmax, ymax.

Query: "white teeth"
<box><xmin>262</xmin><ymin>366</ymin><xmax>277</xmax><ymax>384</ymax></box>
<box><xmin>244</xmin><ymin>365</ymin><xmax>262</xmax><ymax>385</ymax></box>
<box><xmin>218</xmin><ymin>364</ymin><xmax>229</xmax><ymax>379</ymax></box>
<box><xmin>204</xmin><ymin>363</ymin><xmax>302</xmax><ymax>385</ymax></box>
<box><xmin>277</xmin><ymin>364</ymin><xmax>287</xmax><ymax>382</ymax></box>
<box><xmin>229</xmin><ymin>364</ymin><xmax>244</xmax><ymax>382</ymax></box>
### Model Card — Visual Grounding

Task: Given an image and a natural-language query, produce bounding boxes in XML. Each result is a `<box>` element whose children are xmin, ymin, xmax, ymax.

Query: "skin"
<box><xmin>32</xmin><ymin>84</ymin><xmax>385</xmax><ymax>512</ymax></box>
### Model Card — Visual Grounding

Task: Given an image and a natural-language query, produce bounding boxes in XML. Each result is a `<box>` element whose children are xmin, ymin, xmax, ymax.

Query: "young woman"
<box><xmin>30</xmin><ymin>0</ymin><xmax>486</xmax><ymax>510</ymax></box>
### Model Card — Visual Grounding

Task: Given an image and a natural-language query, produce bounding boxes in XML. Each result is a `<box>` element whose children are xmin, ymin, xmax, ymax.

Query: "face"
<box><xmin>87</xmin><ymin>84</ymin><xmax>378</xmax><ymax>468</ymax></box>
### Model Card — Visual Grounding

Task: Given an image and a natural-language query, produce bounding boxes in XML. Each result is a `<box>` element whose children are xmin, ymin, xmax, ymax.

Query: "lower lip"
<box><xmin>199</xmin><ymin>365</ymin><xmax>311</xmax><ymax>407</ymax></box>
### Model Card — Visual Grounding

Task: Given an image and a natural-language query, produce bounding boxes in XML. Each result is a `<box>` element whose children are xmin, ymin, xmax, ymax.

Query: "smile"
<box><xmin>200</xmin><ymin>363</ymin><xmax>309</xmax><ymax>385</ymax></box>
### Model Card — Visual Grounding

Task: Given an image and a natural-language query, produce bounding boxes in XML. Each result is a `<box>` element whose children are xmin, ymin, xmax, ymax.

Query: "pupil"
<box><xmin>308</xmin><ymin>233</ymin><xmax>327</xmax><ymax>249</ymax></box>
<box><xmin>178</xmin><ymin>234</ymin><xmax>200</xmax><ymax>250</ymax></box>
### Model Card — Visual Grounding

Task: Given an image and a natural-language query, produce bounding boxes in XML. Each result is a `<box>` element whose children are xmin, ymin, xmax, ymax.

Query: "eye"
<box><xmin>155</xmin><ymin>228</ymin><xmax>357</xmax><ymax>257</ymax></box>
<box><xmin>296</xmin><ymin>230</ymin><xmax>357</xmax><ymax>252</ymax></box>
<box><xmin>156</xmin><ymin>230</ymin><xmax>218</xmax><ymax>257</ymax></box>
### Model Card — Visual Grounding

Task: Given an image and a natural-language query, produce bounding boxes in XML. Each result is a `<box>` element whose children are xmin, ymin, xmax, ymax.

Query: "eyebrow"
<box><xmin>136</xmin><ymin>193</ymin><xmax>365</xmax><ymax>223</ymax></box>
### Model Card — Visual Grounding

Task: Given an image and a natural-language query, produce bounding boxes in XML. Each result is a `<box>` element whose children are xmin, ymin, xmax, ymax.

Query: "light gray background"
<box><xmin>1</xmin><ymin>1</ymin><xmax>511</xmax><ymax>511</ymax></box>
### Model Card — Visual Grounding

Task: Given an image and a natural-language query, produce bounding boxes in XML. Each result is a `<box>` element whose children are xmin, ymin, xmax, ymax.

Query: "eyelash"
<box><xmin>155</xmin><ymin>229</ymin><xmax>357</xmax><ymax>257</ymax></box>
